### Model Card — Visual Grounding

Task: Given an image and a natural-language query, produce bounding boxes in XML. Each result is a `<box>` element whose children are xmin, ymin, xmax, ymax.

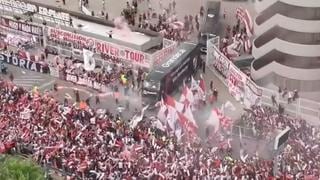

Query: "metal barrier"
<box><xmin>260</xmin><ymin>87</ymin><xmax>320</xmax><ymax>125</ymax></box>
<box><xmin>231</xmin><ymin>125</ymin><xmax>257</xmax><ymax>140</ymax></box>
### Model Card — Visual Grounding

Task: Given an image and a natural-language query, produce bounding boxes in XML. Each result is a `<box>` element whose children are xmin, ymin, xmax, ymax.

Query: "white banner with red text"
<box><xmin>152</xmin><ymin>39</ymin><xmax>177</xmax><ymax>67</ymax></box>
<box><xmin>65</xmin><ymin>73</ymin><xmax>110</xmax><ymax>92</ymax></box>
<box><xmin>244</xmin><ymin>78</ymin><xmax>262</xmax><ymax>107</ymax></box>
<box><xmin>227</xmin><ymin>64</ymin><xmax>246</xmax><ymax>102</ymax></box>
<box><xmin>47</xmin><ymin>27</ymin><xmax>152</xmax><ymax>68</ymax></box>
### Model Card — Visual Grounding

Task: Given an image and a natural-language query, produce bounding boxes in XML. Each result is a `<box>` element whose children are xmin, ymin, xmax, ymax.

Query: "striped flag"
<box><xmin>180</xmin><ymin>83</ymin><xmax>194</xmax><ymax>106</ymax></box>
<box><xmin>165</xmin><ymin>95</ymin><xmax>184</xmax><ymax>112</ymax></box>
<box><xmin>236</xmin><ymin>7</ymin><xmax>254</xmax><ymax>37</ymax></box>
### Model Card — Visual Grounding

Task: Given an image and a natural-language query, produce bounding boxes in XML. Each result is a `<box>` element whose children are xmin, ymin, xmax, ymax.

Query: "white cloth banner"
<box><xmin>212</xmin><ymin>45</ymin><xmax>230</xmax><ymax>79</ymax></box>
<box><xmin>227</xmin><ymin>64</ymin><xmax>246</xmax><ymax>102</ymax></box>
<box><xmin>65</xmin><ymin>74</ymin><xmax>109</xmax><ymax>92</ymax></box>
<box><xmin>244</xmin><ymin>78</ymin><xmax>262</xmax><ymax>108</ymax></box>
<box><xmin>83</xmin><ymin>49</ymin><xmax>95</xmax><ymax>71</ymax></box>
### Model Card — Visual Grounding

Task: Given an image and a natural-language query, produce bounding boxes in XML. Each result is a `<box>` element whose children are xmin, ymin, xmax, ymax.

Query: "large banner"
<box><xmin>0</xmin><ymin>53</ymin><xmax>49</xmax><ymax>73</ymax></box>
<box><xmin>206</xmin><ymin>37</ymin><xmax>262</xmax><ymax>107</ymax></box>
<box><xmin>47</xmin><ymin>27</ymin><xmax>152</xmax><ymax>68</ymax></box>
<box><xmin>227</xmin><ymin>64</ymin><xmax>246</xmax><ymax>102</ymax></box>
<box><xmin>244</xmin><ymin>78</ymin><xmax>262</xmax><ymax>107</ymax></box>
<box><xmin>66</xmin><ymin>73</ymin><xmax>110</xmax><ymax>92</ymax></box>
<box><xmin>152</xmin><ymin>39</ymin><xmax>177</xmax><ymax>67</ymax></box>
<box><xmin>0</xmin><ymin>17</ymin><xmax>43</xmax><ymax>36</ymax></box>
<box><xmin>212</xmin><ymin>45</ymin><xmax>230</xmax><ymax>78</ymax></box>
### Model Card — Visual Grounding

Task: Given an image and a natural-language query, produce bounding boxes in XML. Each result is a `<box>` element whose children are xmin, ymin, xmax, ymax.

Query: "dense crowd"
<box><xmin>0</xmin><ymin>79</ymin><xmax>318</xmax><ymax>180</ymax></box>
<box><xmin>49</xmin><ymin>55</ymin><xmax>140</xmax><ymax>88</ymax></box>
<box><xmin>0</xmin><ymin>80</ymin><xmax>273</xmax><ymax>179</ymax></box>
<box><xmin>117</xmin><ymin>0</ymin><xmax>202</xmax><ymax>42</ymax></box>
<box><xmin>241</xmin><ymin>105</ymin><xmax>320</xmax><ymax>179</ymax></box>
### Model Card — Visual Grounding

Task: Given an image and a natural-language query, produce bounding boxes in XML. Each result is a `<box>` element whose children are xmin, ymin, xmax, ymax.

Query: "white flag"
<box><xmin>206</xmin><ymin>109</ymin><xmax>220</xmax><ymax>132</ymax></box>
<box><xmin>130</xmin><ymin>104</ymin><xmax>149</xmax><ymax>128</ymax></box>
<box><xmin>83</xmin><ymin>49</ymin><xmax>95</xmax><ymax>71</ymax></box>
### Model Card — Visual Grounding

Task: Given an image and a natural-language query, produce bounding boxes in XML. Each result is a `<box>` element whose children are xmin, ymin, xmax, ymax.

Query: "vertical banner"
<box><xmin>212</xmin><ymin>45</ymin><xmax>230</xmax><ymax>79</ymax></box>
<box><xmin>83</xmin><ymin>49</ymin><xmax>95</xmax><ymax>71</ymax></box>
<box><xmin>227</xmin><ymin>65</ymin><xmax>246</xmax><ymax>102</ymax></box>
<box><xmin>244</xmin><ymin>78</ymin><xmax>262</xmax><ymax>107</ymax></box>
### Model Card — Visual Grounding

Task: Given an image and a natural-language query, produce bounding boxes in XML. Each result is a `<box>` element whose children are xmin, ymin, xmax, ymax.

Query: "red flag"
<box><xmin>180</xmin><ymin>84</ymin><xmax>194</xmax><ymax>105</ymax></box>
<box><xmin>199</xmin><ymin>74</ymin><xmax>206</xmax><ymax>94</ymax></box>
<box><xmin>177</xmin><ymin>112</ymin><xmax>197</xmax><ymax>135</ymax></box>
<box><xmin>165</xmin><ymin>95</ymin><xmax>184</xmax><ymax>112</ymax></box>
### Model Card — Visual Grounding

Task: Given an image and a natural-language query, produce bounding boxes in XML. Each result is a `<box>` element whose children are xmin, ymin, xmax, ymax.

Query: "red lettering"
<box><xmin>128</xmin><ymin>52</ymin><xmax>144</xmax><ymax>63</ymax></box>
<box><xmin>129</xmin><ymin>52</ymin><xmax>135</xmax><ymax>60</ymax></box>
<box><xmin>102</xmin><ymin>43</ymin><xmax>109</xmax><ymax>54</ymax></box>
<box><xmin>125</xmin><ymin>50</ymin><xmax>130</xmax><ymax>59</ymax></box>
<box><xmin>140</xmin><ymin>54</ymin><xmax>144</xmax><ymax>62</ymax></box>
<box><xmin>110</xmin><ymin>46</ymin><xmax>116</xmax><ymax>56</ymax></box>
<box><xmin>96</xmin><ymin>42</ymin><xmax>102</xmax><ymax>53</ymax></box>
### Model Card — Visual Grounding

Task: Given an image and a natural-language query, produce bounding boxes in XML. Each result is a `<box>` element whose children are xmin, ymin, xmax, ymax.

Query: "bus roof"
<box><xmin>147</xmin><ymin>43</ymin><xmax>198</xmax><ymax>81</ymax></box>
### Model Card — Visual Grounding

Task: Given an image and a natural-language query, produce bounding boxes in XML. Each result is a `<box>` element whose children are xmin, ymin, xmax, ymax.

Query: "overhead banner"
<box><xmin>47</xmin><ymin>27</ymin><xmax>151</xmax><ymax>68</ymax></box>
<box><xmin>0</xmin><ymin>16</ymin><xmax>43</xmax><ymax>36</ymax></box>
<box><xmin>0</xmin><ymin>53</ymin><xmax>49</xmax><ymax>73</ymax></box>
<box><xmin>244</xmin><ymin>78</ymin><xmax>262</xmax><ymax>107</ymax></box>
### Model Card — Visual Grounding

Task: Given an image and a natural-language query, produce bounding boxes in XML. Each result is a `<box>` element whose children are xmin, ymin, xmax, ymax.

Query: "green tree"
<box><xmin>0</xmin><ymin>155</ymin><xmax>45</xmax><ymax>180</ymax></box>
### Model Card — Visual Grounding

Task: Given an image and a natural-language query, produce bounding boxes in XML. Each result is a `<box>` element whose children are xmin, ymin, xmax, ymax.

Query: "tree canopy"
<box><xmin>0</xmin><ymin>155</ymin><xmax>45</xmax><ymax>180</ymax></box>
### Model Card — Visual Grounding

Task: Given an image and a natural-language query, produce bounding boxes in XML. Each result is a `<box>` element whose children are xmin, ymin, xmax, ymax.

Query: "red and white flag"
<box><xmin>165</xmin><ymin>95</ymin><xmax>184</xmax><ymax>112</ymax></box>
<box><xmin>166</xmin><ymin>105</ymin><xmax>178</xmax><ymax>131</ymax></box>
<box><xmin>236</xmin><ymin>7</ymin><xmax>254</xmax><ymax>37</ymax></box>
<box><xmin>180</xmin><ymin>83</ymin><xmax>194</xmax><ymax>106</ymax></box>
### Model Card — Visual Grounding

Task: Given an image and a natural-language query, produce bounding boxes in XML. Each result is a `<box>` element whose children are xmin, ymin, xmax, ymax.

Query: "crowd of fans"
<box><xmin>0</xmin><ymin>80</ymin><xmax>271</xmax><ymax>179</ymax></box>
<box><xmin>116</xmin><ymin>0</ymin><xmax>203</xmax><ymax>42</ymax></box>
<box><xmin>1</xmin><ymin>78</ymin><xmax>319</xmax><ymax>179</ymax></box>
<box><xmin>50</xmin><ymin>55</ymin><xmax>140</xmax><ymax>88</ymax></box>
<box><xmin>240</xmin><ymin>105</ymin><xmax>320</xmax><ymax>179</ymax></box>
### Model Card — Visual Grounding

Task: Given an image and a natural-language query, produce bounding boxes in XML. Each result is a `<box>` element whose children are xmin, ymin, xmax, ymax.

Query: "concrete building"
<box><xmin>251</xmin><ymin>0</ymin><xmax>320</xmax><ymax>93</ymax></box>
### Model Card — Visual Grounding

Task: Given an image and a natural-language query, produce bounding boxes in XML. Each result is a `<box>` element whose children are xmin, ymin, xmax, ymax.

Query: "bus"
<box><xmin>142</xmin><ymin>43</ymin><xmax>200</xmax><ymax>104</ymax></box>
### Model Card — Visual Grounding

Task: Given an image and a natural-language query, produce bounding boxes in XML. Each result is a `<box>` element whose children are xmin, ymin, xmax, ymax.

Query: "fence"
<box><xmin>206</xmin><ymin>38</ymin><xmax>320</xmax><ymax>125</ymax></box>
<box><xmin>260</xmin><ymin>87</ymin><xmax>320</xmax><ymax>125</ymax></box>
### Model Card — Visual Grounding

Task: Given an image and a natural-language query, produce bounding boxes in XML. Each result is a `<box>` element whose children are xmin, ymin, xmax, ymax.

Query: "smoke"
<box><xmin>113</xmin><ymin>16</ymin><xmax>132</xmax><ymax>36</ymax></box>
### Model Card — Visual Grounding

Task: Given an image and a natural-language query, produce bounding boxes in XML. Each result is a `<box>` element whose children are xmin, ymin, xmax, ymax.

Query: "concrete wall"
<box><xmin>251</xmin><ymin>0</ymin><xmax>320</xmax><ymax>92</ymax></box>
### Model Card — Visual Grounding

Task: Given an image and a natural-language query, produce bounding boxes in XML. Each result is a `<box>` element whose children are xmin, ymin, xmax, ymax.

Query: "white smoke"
<box><xmin>113</xmin><ymin>16</ymin><xmax>132</xmax><ymax>36</ymax></box>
